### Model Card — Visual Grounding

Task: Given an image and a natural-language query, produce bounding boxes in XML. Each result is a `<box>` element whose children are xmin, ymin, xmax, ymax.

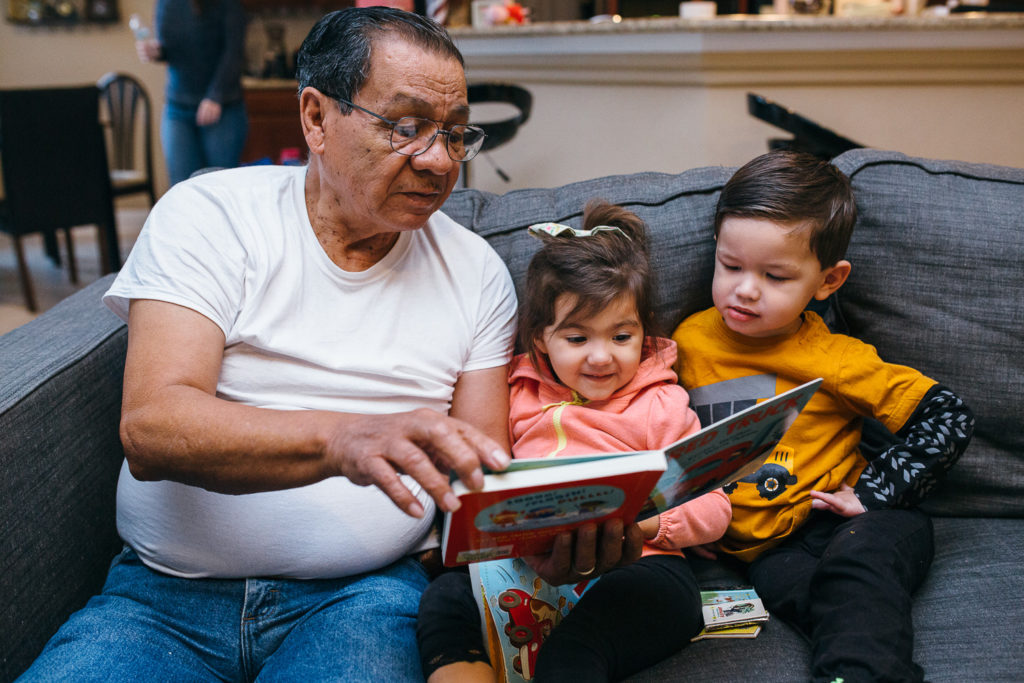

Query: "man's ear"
<box><xmin>814</xmin><ymin>260</ymin><xmax>852</xmax><ymax>301</ymax></box>
<box><xmin>299</xmin><ymin>87</ymin><xmax>329</xmax><ymax>155</ymax></box>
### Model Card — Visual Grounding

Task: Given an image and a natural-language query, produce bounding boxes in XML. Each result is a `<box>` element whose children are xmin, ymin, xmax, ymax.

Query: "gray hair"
<box><xmin>295</xmin><ymin>7</ymin><xmax>464</xmax><ymax>108</ymax></box>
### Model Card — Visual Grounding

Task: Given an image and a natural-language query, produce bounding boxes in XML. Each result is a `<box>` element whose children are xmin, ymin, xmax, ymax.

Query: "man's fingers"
<box><xmin>416</xmin><ymin>415</ymin><xmax>501</xmax><ymax>491</ymax></box>
<box><xmin>391</xmin><ymin>439</ymin><xmax>463</xmax><ymax>513</ymax></box>
<box><xmin>621</xmin><ymin>521</ymin><xmax>644</xmax><ymax>565</ymax></box>
<box><xmin>361</xmin><ymin>458</ymin><xmax>426</xmax><ymax>518</ymax></box>
<box><xmin>572</xmin><ymin>523</ymin><xmax>598</xmax><ymax>574</ymax></box>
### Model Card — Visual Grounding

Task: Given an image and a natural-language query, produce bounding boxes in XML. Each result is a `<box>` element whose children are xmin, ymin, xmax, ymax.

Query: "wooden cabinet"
<box><xmin>241</xmin><ymin>83</ymin><xmax>307</xmax><ymax>164</ymax></box>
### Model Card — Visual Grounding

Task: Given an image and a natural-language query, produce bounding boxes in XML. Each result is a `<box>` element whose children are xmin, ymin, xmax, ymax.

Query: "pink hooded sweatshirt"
<box><xmin>508</xmin><ymin>337</ymin><xmax>731</xmax><ymax>555</ymax></box>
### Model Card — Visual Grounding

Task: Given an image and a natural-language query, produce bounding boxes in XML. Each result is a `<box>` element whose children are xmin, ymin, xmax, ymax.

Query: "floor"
<box><xmin>0</xmin><ymin>205</ymin><xmax>147</xmax><ymax>336</ymax></box>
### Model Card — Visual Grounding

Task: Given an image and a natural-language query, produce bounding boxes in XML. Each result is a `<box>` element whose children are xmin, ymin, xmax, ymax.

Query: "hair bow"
<box><xmin>527</xmin><ymin>222</ymin><xmax>629</xmax><ymax>240</ymax></box>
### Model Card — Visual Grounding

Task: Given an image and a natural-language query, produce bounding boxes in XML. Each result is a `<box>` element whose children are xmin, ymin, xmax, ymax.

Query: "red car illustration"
<box><xmin>497</xmin><ymin>577</ymin><xmax>567</xmax><ymax>679</ymax></box>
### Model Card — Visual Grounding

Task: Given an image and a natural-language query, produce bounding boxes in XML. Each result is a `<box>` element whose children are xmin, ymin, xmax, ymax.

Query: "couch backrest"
<box><xmin>0</xmin><ymin>274</ymin><xmax>126</xmax><ymax>680</ymax></box>
<box><xmin>832</xmin><ymin>150</ymin><xmax>1024</xmax><ymax>517</ymax></box>
<box><xmin>443</xmin><ymin>149</ymin><xmax>1024</xmax><ymax>518</ymax></box>
<box><xmin>443</xmin><ymin>165</ymin><xmax>732</xmax><ymax>338</ymax></box>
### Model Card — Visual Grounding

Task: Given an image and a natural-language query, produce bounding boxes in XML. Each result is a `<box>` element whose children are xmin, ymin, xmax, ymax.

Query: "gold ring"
<box><xmin>574</xmin><ymin>564</ymin><xmax>596</xmax><ymax>576</ymax></box>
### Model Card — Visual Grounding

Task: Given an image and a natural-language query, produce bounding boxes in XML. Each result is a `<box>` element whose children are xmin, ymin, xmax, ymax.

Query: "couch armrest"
<box><xmin>0</xmin><ymin>274</ymin><xmax>127</xmax><ymax>681</ymax></box>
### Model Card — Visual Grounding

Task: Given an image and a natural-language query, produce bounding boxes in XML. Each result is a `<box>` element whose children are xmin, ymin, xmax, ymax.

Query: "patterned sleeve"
<box><xmin>854</xmin><ymin>384</ymin><xmax>975</xmax><ymax>510</ymax></box>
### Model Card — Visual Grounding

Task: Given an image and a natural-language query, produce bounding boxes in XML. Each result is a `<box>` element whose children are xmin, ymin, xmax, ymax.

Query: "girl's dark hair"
<box><xmin>715</xmin><ymin>150</ymin><xmax>857</xmax><ymax>268</ymax></box>
<box><xmin>518</xmin><ymin>199</ymin><xmax>659</xmax><ymax>372</ymax></box>
<box><xmin>295</xmin><ymin>7</ymin><xmax>463</xmax><ymax>106</ymax></box>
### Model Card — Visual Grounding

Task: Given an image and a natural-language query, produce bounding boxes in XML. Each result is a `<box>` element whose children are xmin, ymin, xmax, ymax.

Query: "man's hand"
<box><xmin>522</xmin><ymin>518</ymin><xmax>644</xmax><ymax>586</ymax></box>
<box><xmin>196</xmin><ymin>99</ymin><xmax>222</xmax><ymax>127</ymax></box>
<box><xmin>324</xmin><ymin>408</ymin><xmax>510</xmax><ymax>519</ymax></box>
<box><xmin>810</xmin><ymin>483</ymin><xmax>866</xmax><ymax>517</ymax></box>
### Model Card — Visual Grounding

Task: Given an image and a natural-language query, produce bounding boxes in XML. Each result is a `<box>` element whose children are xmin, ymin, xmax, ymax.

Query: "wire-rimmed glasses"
<box><xmin>324</xmin><ymin>93</ymin><xmax>487</xmax><ymax>163</ymax></box>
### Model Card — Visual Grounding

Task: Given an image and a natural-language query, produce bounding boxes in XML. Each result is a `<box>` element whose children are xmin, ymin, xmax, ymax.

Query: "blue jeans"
<box><xmin>162</xmin><ymin>100</ymin><xmax>248</xmax><ymax>185</ymax></box>
<box><xmin>20</xmin><ymin>547</ymin><xmax>429</xmax><ymax>682</ymax></box>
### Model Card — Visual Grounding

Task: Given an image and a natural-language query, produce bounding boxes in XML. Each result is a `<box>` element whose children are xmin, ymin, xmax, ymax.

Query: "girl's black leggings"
<box><xmin>417</xmin><ymin>553</ymin><xmax>703</xmax><ymax>682</ymax></box>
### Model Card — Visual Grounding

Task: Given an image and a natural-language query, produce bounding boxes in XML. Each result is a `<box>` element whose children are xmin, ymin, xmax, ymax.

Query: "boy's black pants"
<box><xmin>748</xmin><ymin>509</ymin><xmax>934</xmax><ymax>683</ymax></box>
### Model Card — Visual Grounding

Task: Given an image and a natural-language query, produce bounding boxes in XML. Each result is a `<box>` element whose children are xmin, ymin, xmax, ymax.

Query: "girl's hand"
<box><xmin>810</xmin><ymin>483</ymin><xmax>866</xmax><ymax>517</ymax></box>
<box><xmin>638</xmin><ymin>514</ymin><xmax>660</xmax><ymax>541</ymax></box>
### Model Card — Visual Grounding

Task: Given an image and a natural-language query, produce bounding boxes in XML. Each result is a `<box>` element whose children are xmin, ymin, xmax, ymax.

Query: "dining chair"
<box><xmin>98</xmin><ymin>72</ymin><xmax>157</xmax><ymax>207</ymax></box>
<box><xmin>0</xmin><ymin>85</ymin><xmax>120</xmax><ymax>312</ymax></box>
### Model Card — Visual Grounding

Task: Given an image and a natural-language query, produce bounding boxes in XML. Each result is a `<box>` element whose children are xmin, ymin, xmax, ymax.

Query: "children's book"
<box><xmin>470</xmin><ymin>557</ymin><xmax>598</xmax><ymax>683</ymax></box>
<box><xmin>690</xmin><ymin>623</ymin><xmax>763</xmax><ymax>641</ymax></box>
<box><xmin>441</xmin><ymin>378</ymin><xmax>822</xmax><ymax>567</ymax></box>
<box><xmin>696</xmin><ymin>587</ymin><xmax>770</xmax><ymax>634</ymax></box>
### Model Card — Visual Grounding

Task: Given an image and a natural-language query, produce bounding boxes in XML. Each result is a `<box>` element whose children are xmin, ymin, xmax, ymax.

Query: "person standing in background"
<box><xmin>136</xmin><ymin>0</ymin><xmax>248</xmax><ymax>185</ymax></box>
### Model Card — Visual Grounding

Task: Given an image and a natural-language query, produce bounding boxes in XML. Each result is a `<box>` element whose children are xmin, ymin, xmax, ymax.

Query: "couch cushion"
<box><xmin>443</xmin><ymin>166</ymin><xmax>733</xmax><ymax>341</ymax></box>
<box><xmin>911</xmin><ymin>517</ymin><xmax>1024</xmax><ymax>681</ymax></box>
<box><xmin>626</xmin><ymin>516</ymin><xmax>1024</xmax><ymax>682</ymax></box>
<box><xmin>0</xmin><ymin>274</ymin><xmax>127</xmax><ymax>681</ymax></box>
<box><xmin>832</xmin><ymin>150</ymin><xmax>1024</xmax><ymax>517</ymax></box>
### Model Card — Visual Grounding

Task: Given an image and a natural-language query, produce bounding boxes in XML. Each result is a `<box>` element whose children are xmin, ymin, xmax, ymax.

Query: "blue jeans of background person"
<box><xmin>748</xmin><ymin>509</ymin><xmax>934</xmax><ymax>683</ymax></box>
<box><xmin>19</xmin><ymin>546</ymin><xmax>429</xmax><ymax>682</ymax></box>
<box><xmin>162</xmin><ymin>99</ymin><xmax>248</xmax><ymax>185</ymax></box>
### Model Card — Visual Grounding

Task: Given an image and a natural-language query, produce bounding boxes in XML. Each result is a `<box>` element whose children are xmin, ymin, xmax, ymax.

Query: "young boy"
<box><xmin>672</xmin><ymin>151</ymin><xmax>975</xmax><ymax>683</ymax></box>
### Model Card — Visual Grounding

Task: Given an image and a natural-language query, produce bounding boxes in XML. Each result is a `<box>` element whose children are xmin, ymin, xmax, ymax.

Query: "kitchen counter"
<box><xmin>450</xmin><ymin>12</ymin><xmax>1024</xmax><ymax>37</ymax></box>
<box><xmin>450</xmin><ymin>13</ymin><xmax>1024</xmax><ymax>82</ymax></box>
<box><xmin>446</xmin><ymin>13</ymin><xmax>1024</xmax><ymax>194</ymax></box>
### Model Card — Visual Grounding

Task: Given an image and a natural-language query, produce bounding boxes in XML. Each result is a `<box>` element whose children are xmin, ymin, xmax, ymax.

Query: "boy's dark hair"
<box><xmin>518</xmin><ymin>199</ymin><xmax>659</xmax><ymax>371</ymax></box>
<box><xmin>715</xmin><ymin>150</ymin><xmax>857</xmax><ymax>268</ymax></box>
<box><xmin>295</xmin><ymin>7</ymin><xmax>463</xmax><ymax>107</ymax></box>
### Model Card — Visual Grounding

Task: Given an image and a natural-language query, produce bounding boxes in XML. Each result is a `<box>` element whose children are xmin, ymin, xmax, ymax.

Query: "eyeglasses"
<box><xmin>326</xmin><ymin>94</ymin><xmax>487</xmax><ymax>163</ymax></box>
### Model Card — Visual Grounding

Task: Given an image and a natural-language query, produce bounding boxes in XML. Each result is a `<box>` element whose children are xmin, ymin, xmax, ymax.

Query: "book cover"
<box><xmin>443</xmin><ymin>379</ymin><xmax>822</xmax><ymax>566</ymax></box>
<box><xmin>443</xmin><ymin>450</ymin><xmax>667</xmax><ymax>566</ymax></box>
<box><xmin>691</xmin><ymin>623</ymin><xmax>763</xmax><ymax>641</ymax></box>
<box><xmin>470</xmin><ymin>558</ymin><xmax>598</xmax><ymax>682</ymax></box>
<box><xmin>699</xmin><ymin>587</ymin><xmax>770</xmax><ymax>632</ymax></box>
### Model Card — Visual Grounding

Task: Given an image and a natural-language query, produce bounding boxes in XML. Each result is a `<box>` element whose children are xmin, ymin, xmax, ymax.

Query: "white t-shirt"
<box><xmin>104</xmin><ymin>165</ymin><xmax>517</xmax><ymax>579</ymax></box>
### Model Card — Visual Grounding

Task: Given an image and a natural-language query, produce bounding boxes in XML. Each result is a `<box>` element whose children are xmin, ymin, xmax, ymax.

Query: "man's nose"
<box><xmin>410</xmin><ymin>136</ymin><xmax>456</xmax><ymax>175</ymax></box>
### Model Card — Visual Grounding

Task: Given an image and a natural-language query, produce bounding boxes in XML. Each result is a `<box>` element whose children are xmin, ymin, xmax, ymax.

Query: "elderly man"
<box><xmin>20</xmin><ymin>8</ymin><xmax>641</xmax><ymax>681</ymax></box>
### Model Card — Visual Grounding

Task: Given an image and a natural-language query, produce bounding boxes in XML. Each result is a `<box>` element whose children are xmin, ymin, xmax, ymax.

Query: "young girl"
<box><xmin>417</xmin><ymin>200</ymin><xmax>731</xmax><ymax>682</ymax></box>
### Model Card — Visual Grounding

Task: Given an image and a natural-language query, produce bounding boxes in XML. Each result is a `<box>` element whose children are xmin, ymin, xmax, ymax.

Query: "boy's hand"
<box><xmin>686</xmin><ymin>543</ymin><xmax>719</xmax><ymax>560</ymax></box>
<box><xmin>810</xmin><ymin>483</ymin><xmax>866</xmax><ymax>517</ymax></box>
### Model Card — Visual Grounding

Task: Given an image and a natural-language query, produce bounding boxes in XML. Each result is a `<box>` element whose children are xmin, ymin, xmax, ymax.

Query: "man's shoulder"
<box><xmin>183</xmin><ymin>164</ymin><xmax>301</xmax><ymax>191</ymax></box>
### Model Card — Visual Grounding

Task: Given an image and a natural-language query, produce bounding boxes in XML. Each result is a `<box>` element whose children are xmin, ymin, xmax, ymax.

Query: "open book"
<box><xmin>441</xmin><ymin>378</ymin><xmax>822</xmax><ymax>567</ymax></box>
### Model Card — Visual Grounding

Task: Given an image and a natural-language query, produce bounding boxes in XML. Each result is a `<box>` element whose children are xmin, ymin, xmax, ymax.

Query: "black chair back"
<box><xmin>0</xmin><ymin>85</ymin><xmax>120</xmax><ymax>310</ymax></box>
<box><xmin>98</xmin><ymin>72</ymin><xmax>157</xmax><ymax>206</ymax></box>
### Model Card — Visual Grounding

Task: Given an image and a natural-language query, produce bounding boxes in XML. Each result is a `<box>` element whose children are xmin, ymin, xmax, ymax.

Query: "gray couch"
<box><xmin>2</xmin><ymin>149</ymin><xmax>1021</xmax><ymax>682</ymax></box>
